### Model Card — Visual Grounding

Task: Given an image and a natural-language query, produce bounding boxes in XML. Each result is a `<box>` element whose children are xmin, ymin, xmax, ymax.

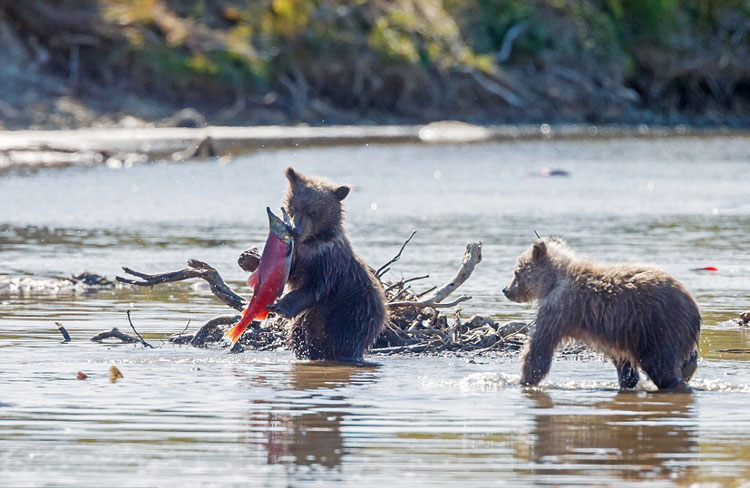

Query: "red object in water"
<box><xmin>692</xmin><ymin>266</ymin><xmax>719</xmax><ymax>272</ymax></box>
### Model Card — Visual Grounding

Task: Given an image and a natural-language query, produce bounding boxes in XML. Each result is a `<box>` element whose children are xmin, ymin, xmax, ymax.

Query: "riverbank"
<box><xmin>1</xmin><ymin>2</ymin><xmax>748</xmax><ymax>132</ymax></box>
<box><xmin>1</xmin><ymin>122</ymin><xmax>747</xmax><ymax>174</ymax></box>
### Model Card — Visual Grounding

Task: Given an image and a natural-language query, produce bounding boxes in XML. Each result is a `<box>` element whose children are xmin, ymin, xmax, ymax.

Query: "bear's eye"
<box><xmin>309</xmin><ymin>210</ymin><xmax>317</xmax><ymax>218</ymax></box>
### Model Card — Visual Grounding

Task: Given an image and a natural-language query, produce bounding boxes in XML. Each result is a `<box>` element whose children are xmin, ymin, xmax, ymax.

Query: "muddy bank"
<box><xmin>1</xmin><ymin>122</ymin><xmax>747</xmax><ymax>174</ymax></box>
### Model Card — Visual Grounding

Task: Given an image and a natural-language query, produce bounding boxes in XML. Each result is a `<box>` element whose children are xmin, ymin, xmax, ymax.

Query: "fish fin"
<box><xmin>247</xmin><ymin>271</ymin><xmax>259</xmax><ymax>289</ymax></box>
<box><xmin>224</xmin><ymin>305</ymin><xmax>255</xmax><ymax>345</ymax></box>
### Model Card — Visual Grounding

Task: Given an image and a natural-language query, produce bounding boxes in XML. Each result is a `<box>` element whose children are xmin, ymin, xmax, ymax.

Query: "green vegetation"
<box><xmin>1</xmin><ymin>0</ymin><xmax>748</xmax><ymax>125</ymax></box>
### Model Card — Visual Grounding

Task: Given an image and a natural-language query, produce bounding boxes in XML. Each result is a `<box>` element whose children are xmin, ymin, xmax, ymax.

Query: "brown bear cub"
<box><xmin>269</xmin><ymin>167</ymin><xmax>387</xmax><ymax>361</ymax></box>
<box><xmin>503</xmin><ymin>238</ymin><xmax>700</xmax><ymax>391</ymax></box>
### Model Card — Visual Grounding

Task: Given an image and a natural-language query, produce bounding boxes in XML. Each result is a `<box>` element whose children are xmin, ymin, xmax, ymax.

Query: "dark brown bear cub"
<box><xmin>503</xmin><ymin>238</ymin><xmax>700</xmax><ymax>391</ymax></box>
<box><xmin>269</xmin><ymin>167</ymin><xmax>387</xmax><ymax>361</ymax></box>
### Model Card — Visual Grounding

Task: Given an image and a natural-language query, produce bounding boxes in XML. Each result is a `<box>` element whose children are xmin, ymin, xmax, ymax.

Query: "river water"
<box><xmin>2</xmin><ymin>134</ymin><xmax>750</xmax><ymax>487</ymax></box>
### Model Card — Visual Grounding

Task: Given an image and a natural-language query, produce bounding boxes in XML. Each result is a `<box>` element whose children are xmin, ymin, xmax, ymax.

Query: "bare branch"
<box><xmin>416</xmin><ymin>285</ymin><xmax>437</xmax><ymax>298</ymax></box>
<box><xmin>376</xmin><ymin>230</ymin><xmax>417</xmax><ymax>278</ymax></box>
<box><xmin>389</xmin><ymin>295</ymin><xmax>471</xmax><ymax>309</ymax></box>
<box><xmin>126</xmin><ymin>310</ymin><xmax>154</xmax><ymax>348</ymax></box>
<box><xmin>403</xmin><ymin>274</ymin><xmax>430</xmax><ymax>284</ymax></box>
<box><xmin>117</xmin><ymin>260</ymin><xmax>246</xmax><ymax>311</ymax></box>
<box><xmin>55</xmin><ymin>322</ymin><xmax>71</xmax><ymax>343</ymax></box>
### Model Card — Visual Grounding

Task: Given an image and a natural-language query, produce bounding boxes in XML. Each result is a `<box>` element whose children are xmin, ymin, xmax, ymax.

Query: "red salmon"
<box><xmin>225</xmin><ymin>207</ymin><xmax>294</xmax><ymax>345</ymax></box>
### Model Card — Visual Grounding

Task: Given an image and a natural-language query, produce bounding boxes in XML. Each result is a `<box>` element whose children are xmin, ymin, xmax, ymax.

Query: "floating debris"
<box><xmin>109</xmin><ymin>365</ymin><xmax>123</xmax><ymax>383</ymax></box>
<box><xmin>691</xmin><ymin>266</ymin><xmax>719</xmax><ymax>272</ymax></box>
<box><xmin>76</xmin><ymin>371</ymin><xmax>88</xmax><ymax>380</ymax></box>
<box><xmin>55</xmin><ymin>322</ymin><xmax>72</xmax><ymax>343</ymax></box>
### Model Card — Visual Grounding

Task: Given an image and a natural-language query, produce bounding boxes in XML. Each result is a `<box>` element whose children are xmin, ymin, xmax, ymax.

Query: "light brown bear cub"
<box><xmin>269</xmin><ymin>167</ymin><xmax>387</xmax><ymax>362</ymax></box>
<box><xmin>503</xmin><ymin>238</ymin><xmax>700</xmax><ymax>391</ymax></box>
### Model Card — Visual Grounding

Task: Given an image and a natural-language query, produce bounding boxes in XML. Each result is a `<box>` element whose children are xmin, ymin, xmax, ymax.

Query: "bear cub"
<box><xmin>503</xmin><ymin>238</ymin><xmax>700</xmax><ymax>391</ymax></box>
<box><xmin>269</xmin><ymin>167</ymin><xmax>387</xmax><ymax>361</ymax></box>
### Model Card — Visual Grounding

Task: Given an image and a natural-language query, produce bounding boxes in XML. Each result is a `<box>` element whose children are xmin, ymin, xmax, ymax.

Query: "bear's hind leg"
<box><xmin>641</xmin><ymin>358</ymin><xmax>692</xmax><ymax>392</ymax></box>
<box><xmin>615</xmin><ymin>360</ymin><xmax>640</xmax><ymax>389</ymax></box>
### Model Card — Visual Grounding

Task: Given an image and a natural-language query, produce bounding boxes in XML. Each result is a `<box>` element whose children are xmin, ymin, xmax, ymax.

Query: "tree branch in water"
<box><xmin>116</xmin><ymin>259</ymin><xmax>246</xmax><ymax>311</ymax></box>
<box><xmin>91</xmin><ymin>327</ymin><xmax>140</xmax><ymax>343</ymax></box>
<box><xmin>376</xmin><ymin>230</ymin><xmax>417</xmax><ymax>278</ymax></box>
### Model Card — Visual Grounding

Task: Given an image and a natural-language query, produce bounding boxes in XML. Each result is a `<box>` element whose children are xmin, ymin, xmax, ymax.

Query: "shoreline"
<box><xmin>1</xmin><ymin>122</ymin><xmax>748</xmax><ymax>174</ymax></box>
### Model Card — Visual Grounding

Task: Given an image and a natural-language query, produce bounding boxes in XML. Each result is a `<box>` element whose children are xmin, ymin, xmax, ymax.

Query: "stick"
<box><xmin>178</xmin><ymin>319</ymin><xmax>191</xmax><ymax>336</ymax></box>
<box><xmin>390</xmin><ymin>285</ymin><xmax>411</xmax><ymax>302</ymax></box>
<box><xmin>55</xmin><ymin>322</ymin><xmax>71</xmax><ymax>343</ymax></box>
<box><xmin>416</xmin><ymin>285</ymin><xmax>437</xmax><ymax>298</ymax></box>
<box><xmin>403</xmin><ymin>274</ymin><xmax>430</xmax><ymax>284</ymax></box>
<box><xmin>371</xmin><ymin>343</ymin><xmax>429</xmax><ymax>354</ymax></box>
<box><xmin>117</xmin><ymin>259</ymin><xmax>246</xmax><ymax>311</ymax></box>
<box><xmin>389</xmin><ymin>295</ymin><xmax>472</xmax><ymax>309</ymax></box>
<box><xmin>126</xmin><ymin>310</ymin><xmax>155</xmax><ymax>348</ymax></box>
<box><xmin>376</xmin><ymin>231</ymin><xmax>417</xmax><ymax>278</ymax></box>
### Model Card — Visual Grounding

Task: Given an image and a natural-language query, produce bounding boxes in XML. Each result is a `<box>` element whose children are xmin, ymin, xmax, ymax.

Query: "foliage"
<box><xmin>4</xmin><ymin>0</ymin><xmax>746</xmax><ymax>121</ymax></box>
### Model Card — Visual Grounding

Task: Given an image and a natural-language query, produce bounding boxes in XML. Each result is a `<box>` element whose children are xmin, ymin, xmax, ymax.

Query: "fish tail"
<box><xmin>224</xmin><ymin>307</ymin><xmax>256</xmax><ymax>346</ymax></box>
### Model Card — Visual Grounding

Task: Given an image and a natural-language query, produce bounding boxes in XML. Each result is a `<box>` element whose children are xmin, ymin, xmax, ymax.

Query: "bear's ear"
<box><xmin>532</xmin><ymin>240</ymin><xmax>547</xmax><ymax>261</ymax></box>
<box><xmin>285</xmin><ymin>167</ymin><xmax>300</xmax><ymax>184</ymax></box>
<box><xmin>333</xmin><ymin>185</ymin><xmax>350</xmax><ymax>201</ymax></box>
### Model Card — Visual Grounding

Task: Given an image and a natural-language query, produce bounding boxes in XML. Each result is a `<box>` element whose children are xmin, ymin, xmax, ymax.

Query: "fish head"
<box><xmin>266</xmin><ymin>207</ymin><xmax>294</xmax><ymax>246</ymax></box>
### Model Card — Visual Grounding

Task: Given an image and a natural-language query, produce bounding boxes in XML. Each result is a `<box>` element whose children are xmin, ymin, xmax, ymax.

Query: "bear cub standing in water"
<box><xmin>270</xmin><ymin>167</ymin><xmax>387</xmax><ymax>361</ymax></box>
<box><xmin>503</xmin><ymin>238</ymin><xmax>700</xmax><ymax>391</ymax></box>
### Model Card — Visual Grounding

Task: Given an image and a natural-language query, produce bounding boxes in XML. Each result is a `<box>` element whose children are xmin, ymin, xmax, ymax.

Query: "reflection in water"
<box><xmin>519</xmin><ymin>390</ymin><xmax>698</xmax><ymax>484</ymax></box>
<box><xmin>245</xmin><ymin>362</ymin><xmax>379</xmax><ymax>478</ymax></box>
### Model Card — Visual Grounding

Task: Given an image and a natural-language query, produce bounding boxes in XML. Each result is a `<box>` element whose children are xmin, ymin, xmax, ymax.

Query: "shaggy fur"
<box><xmin>269</xmin><ymin>167</ymin><xmax>387</xmax><ymax>361</ymax></box>
<box><xmin>503</xmin><ymin>238</ymin><xmax>701</xmax><ymax>391</ymax></box>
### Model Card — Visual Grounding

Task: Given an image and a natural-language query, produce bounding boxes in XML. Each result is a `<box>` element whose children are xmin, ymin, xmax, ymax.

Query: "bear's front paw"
<box><xmin>268</xmin><ymin>301</ymin><xmax>293</xmax><ymax>318</ymax></box>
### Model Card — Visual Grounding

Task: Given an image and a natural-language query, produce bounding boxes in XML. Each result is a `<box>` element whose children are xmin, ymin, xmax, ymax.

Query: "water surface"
<box><xmin>2</xmin><ymin>135</ymin><xmax>750</xmax><ymax>487</ymax></box>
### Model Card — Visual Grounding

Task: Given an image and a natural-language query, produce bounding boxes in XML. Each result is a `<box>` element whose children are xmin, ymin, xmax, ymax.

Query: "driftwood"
<box><xmin>91</xmin><ymin>327</ymin><xmax>140</xmax><ymax>343</ymax></box>
<box><xmin>388</xmin><ymin>241</ymin><xmax>481</xmax><ymax>309</ymax></box>
<box><xmin>117</xmin><ymin>259</ymin><xmax>246</xmax><ymax>311</ymax></box>
<box><xmin>55</xmin><ymin>322</ymin><xmax>71</xmax><ymax>342</ymax></box>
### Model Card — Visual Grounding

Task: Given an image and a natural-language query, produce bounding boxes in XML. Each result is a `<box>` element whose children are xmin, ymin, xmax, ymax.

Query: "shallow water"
<box><xmin>2</xmin><ymin>134</ymin><xmax>750</xmax><ymax>487</ymax></box>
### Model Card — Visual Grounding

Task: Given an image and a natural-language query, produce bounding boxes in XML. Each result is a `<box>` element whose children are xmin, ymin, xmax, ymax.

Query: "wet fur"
<box><xmin>271</xmin><ymin>167</ymin><xmax>387</xmax><ymax>361</ymax></box>
<box><xmin>503</xmin><ymin>238</ymin><xmax>701</xmax><ymax>391</ymax></box>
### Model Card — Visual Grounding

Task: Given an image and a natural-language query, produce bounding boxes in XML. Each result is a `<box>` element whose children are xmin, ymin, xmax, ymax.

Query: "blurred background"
<box><xmin>0</xmin><ymin>0</ymin><xmax>748</xmax><ymax>130</ymax></box>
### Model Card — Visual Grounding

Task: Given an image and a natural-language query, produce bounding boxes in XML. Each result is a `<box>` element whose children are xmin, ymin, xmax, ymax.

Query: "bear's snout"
<box><xmin>503</xmin><ymin>284</ymin><xmax>518</xmax><ymax>301</ymax></box>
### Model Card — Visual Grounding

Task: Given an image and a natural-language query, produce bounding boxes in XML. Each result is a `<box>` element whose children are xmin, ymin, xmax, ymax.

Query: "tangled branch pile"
<box><xmin>107</xmin><ymin>235</ymin><xmax>530</xmax><ymax>356</ymax></box>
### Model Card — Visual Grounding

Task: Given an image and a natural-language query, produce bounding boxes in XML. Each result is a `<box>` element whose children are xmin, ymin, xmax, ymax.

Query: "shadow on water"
<box><xmin>244</xmin><ymin>362</ymin><xmax>379</xmax><ymax>477</ymax></box>
<box><xmin>518</xmin><ymin>389</ymin><xmax>697</xmax><ymax>485</ymax></box>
